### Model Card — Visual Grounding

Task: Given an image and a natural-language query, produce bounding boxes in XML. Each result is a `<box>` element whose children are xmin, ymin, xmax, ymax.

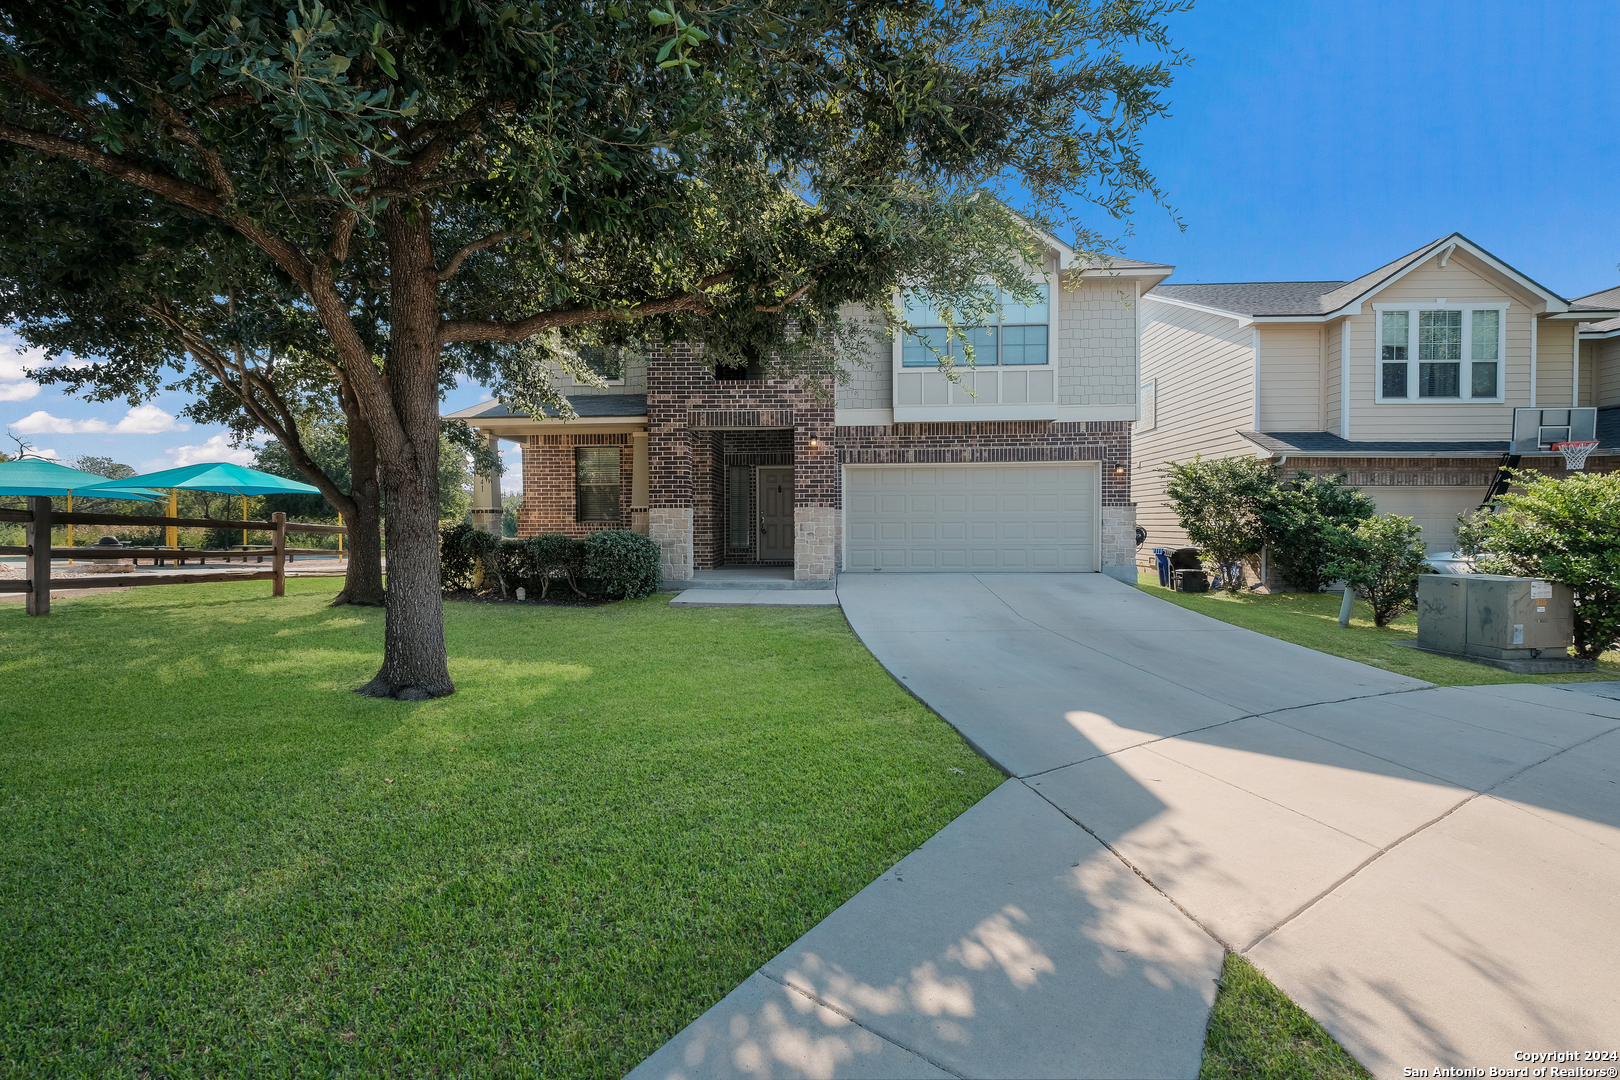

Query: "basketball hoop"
<box><xmin>1553</xmin><ymin>440</ymin><xmax>1599</xmax><ymax>471</ymax></box>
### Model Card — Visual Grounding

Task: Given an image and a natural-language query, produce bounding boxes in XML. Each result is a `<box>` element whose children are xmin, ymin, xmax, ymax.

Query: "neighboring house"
<box><xmin>1576</xmin><ymin>284</ymin><xmax>1620</xmax><ymax>409</ymax></box>
<box><xmin>1132</xmin><ymin>233</ymin><xmax>1620</xmax><ymax>570</ymax></box>
<box><xmin>446</xmin><ymin>240</ymin><xmax>1172</xmax><ymax>584</ymax></box>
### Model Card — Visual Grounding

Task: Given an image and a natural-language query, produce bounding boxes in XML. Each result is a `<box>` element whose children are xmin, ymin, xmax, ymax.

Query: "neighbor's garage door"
<box><xmin>843</xmin><ymin>463</ymin><xmax>1099</xmax><ymax>572</ymax></box>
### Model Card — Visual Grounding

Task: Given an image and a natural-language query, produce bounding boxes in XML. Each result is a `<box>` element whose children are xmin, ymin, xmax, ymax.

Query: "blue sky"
<box><xmin>5</xmin><ymin>0</ymin><xmax>1616</xmax><ymax>488</ymax></box>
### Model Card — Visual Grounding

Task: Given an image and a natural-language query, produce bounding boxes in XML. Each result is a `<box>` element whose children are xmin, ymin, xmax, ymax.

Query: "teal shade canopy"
<box><xmin>79</xmin><ymin>461</ymin><xmax>321</xmax><ymax>497</ymax></box>
<box><xmin>0</xmin><ymin>457</ymin><xmax>164</xmax><ymax>500</ymax></box>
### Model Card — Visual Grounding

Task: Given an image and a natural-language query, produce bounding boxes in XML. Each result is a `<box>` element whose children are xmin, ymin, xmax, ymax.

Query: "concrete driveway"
<box><xmin>631</xmin><ymin>573</ymin><xmax>1620</xmax><ymax>1080</ymax></box>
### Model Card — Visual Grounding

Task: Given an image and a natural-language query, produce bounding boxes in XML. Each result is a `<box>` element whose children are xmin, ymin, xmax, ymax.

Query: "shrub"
<box><xmin>1325</xmin><ymin>514</ymin><xmax>1428</xmax><ymax>627</ymax></box>
<box><xmin>583</xmin><ymin>530</ymin><xmax>661</xmax><ymax>599</ymax></box>
<box><xmin>1162</xmin><ymin>455</ymin><xmax>1273</xmax><ymax>593</ymax></box>
<box><xmin>1469</xmin><ymin>470</ymin><xmax>1620</xmax><ymax>659</ymax></box>
<box><xmin>1254</xmin><ymin>472</ymin><xmax>1376</xmax><ymax>593</ymax></box>
<box><xmin>525</xmin><ymin>533</ymin><xmax>587</xmax><ymax>600</ymax></box>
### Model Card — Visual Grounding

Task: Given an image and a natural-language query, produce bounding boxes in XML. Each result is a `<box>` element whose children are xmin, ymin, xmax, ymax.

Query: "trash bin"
<box><xmin>1153</xmin><ymin>548</ymin><xmax>1170</xmax><ymax>588</ymax></box>
<box><xmin>1172</xmin><ymin>568</ymin><xmax>1209</xmax><ymax>593</ymax></box>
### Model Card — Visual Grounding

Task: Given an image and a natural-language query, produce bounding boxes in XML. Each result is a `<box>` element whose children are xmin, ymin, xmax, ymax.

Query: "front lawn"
<box><xmin>1137</xmin><ymin>571</ymin><xmax>1620</xmax><ymax>686</ymax></box>
<box><xmin>0</xmin><ymin>581</ymin><xmax>1001</xmax><ymax>1078</ymax></box>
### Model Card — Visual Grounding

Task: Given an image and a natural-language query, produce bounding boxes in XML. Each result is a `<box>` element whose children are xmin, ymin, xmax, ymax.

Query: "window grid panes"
<box><xmin>1377</xmin><ymin>307</ymin><xmax>1503</xmax><ymax>402</ymax></box>
<box><xmin>1381</xmin><ymin>311</ymin><xmax>1409</xmax><ymax>398</ymax></box>
<box><xmin>901</xmin><ymin>284</ymin><xmax>1049</xmax><ymax>367</ymax></box>
<box><xmin>575</xmin><ymin>447</ymin><xmax>621</xmax><ymax>522</ymax></box>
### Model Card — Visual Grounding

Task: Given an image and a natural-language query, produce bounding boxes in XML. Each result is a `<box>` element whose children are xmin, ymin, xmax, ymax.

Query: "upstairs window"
<box><xmin>900</xmin><ymin>284</ymin><xmax>1050</xmax><ymax>368</ymax></box>
<box><xmin>1375</xmin><ymin>304</ymin><xmax>1505</xmax><ymax>402</ymax></box>
<box><xmin>575</xmin><ymin>447</ymin><xmax>621</xmax><ymax>522</ymax></box>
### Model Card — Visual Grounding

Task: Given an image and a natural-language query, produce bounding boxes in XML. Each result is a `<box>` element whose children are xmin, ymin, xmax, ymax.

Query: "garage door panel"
<box><xmin>844</xmin><ymin>463</ymin><xmax>1097</xmax><ymax>574</ymax></box>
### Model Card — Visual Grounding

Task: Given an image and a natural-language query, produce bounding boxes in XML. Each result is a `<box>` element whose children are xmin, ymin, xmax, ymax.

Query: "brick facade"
<box><xmin>518</xmin><ymin>350</ymin><xmax>1139</xmax><ymax>581</ymax></box>
<box><xmin>515</xmin><ymin>432</ymin><xmax>634</xmax><ymax>537</ymax></box>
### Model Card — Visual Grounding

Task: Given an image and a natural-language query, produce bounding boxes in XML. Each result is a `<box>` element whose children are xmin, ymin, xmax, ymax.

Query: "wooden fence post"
<box><xmin>25</xmin><ymin>496</ymin><xmax>50</xmax><ymax>616</ymax></box>
<box><xmin>271</xmin><ymin>512</ymin><xmax>286</xmax><ymax>597</ymax></box>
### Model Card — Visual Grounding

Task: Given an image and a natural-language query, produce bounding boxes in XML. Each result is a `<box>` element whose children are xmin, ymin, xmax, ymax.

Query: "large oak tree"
<box><xmin>0</xmin><ymin>0</ymin><xmax>1185</xmax><ymax>698</ymax></box>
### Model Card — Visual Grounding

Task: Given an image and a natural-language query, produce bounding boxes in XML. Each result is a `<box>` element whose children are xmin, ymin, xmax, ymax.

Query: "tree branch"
<box><xmin>149</xmin><ymin>96</ymin><xmax>235</xmax><ymax>201</ymax></box>
<box><xmin>756</xmin><ymin>280</ymin><xmax>815</xmax><ymax>313</ymax></box>
<box><xmin>0</xmin><ymin>120</ymin><xmax>315</xmax><ymax>293</ymax></box>
<box><xmin>2</xmin><ymin>71</ymin><xmax>90</xmax><ymax>123</ymax></box>
<box><xmin>438</xmin><ymin>272</ymin><xmax>737</xmax><ymax>344</ymax></box>
<box><xmin>436</xmin><ymin>230</ymin><xmax>525</xmax><ymax>282</ymax></box>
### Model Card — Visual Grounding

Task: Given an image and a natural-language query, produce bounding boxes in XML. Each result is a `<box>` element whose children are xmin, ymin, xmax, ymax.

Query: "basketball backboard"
<box><xmin>1510</xmin><ymin>407</ymin><xmax>1597</xmax><ymax>454</ymax></box>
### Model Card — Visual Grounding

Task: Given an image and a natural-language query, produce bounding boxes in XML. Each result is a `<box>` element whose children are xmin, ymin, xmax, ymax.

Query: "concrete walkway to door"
<box><xmin>628</xmin><ymin>573</ymin><xmax>1620</xmax><ymax>1080</ymax></box>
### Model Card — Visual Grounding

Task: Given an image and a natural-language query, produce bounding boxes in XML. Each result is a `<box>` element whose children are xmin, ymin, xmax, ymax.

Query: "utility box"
<box><xmin>1415</xmin><ymin>574</ymin><xmax>1587</xmax><ymax>672</ymax></box>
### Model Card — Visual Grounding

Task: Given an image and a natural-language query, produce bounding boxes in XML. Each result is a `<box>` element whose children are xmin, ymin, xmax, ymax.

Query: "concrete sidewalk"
<box><xmin>631</xmin><ymin>574</ymin><xmax>1620</xmax><ymax>1079</ymax></box>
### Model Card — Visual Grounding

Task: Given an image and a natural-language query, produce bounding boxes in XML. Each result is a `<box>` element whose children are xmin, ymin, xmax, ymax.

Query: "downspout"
<box><xmin>1251</xmin><ymin>327</ymin><xmax>1261</xmax><ymax>429</ymax></box>
<box><xmin>1573</xmin><ymin>332</ymin><xmax>1581</xmax><ymax>407</ymax></box>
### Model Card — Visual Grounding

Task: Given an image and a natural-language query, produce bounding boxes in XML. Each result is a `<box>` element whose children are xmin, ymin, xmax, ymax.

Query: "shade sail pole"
<box><xmin>66</xmin><ymin>493</ymin><xmax>73</xmax><ymax>564</ymax></box>
<box><xmin>167</xmin><ymin>491</ymin><xmax>178</xmax><ymax>550</ymax></box>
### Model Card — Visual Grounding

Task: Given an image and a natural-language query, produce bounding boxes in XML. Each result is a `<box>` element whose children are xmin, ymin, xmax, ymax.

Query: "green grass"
<box><xmin>0</xmin><ymin>581</ymin><xmax>1002</xmax><ymax>1078</ymax></box>
<box><xmin>1136</xmin><ymin>571</ymin><xmax>1620</xmax><ymax>686</ymax></box>
<box><xmin>1200</xmin><ymin>953</ymin><xmax>1371</xmax><ymax>1080</ymax></box>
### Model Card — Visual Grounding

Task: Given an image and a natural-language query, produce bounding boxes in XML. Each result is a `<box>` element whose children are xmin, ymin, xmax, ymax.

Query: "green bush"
<box><xmin>1469</xmin><ymin>470</ymin><xmax>1620</xmax><ymax>659</ymax></box>
<box><xmin>1255</xmin><ymin>472</ymin><xmax>1376</xmax><ymax>593</ymax></box>
<box><xmin>524</xmin><ymin>533</ymin><xmax>587</xmax><ymax>600</ymax></box>
<box><xmin>1326</xmin><ymin>514</ymin><xmax>1428</xmax><ymax>627</ymax></box>
<box><xmin>583</xmin><ymin>530</ymin><xmax>661</xmax><ymax>599</ymax></box>
<box><xmin>1162</xmin><ymin>456</ymin><xmax>1273</xmax><ymax>592</ymax></box>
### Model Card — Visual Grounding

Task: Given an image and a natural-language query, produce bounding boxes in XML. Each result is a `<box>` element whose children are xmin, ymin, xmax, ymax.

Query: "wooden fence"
<box><xmin>0</xmin><ymin>498</ymin><xmax>347</xmax><ymax>615</ymax></box>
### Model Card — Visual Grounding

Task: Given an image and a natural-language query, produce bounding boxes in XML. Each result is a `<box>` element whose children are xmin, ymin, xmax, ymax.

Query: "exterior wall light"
<box><xmin>808</xmin><ymin>438</ymin><xmax>820</xmax><ymax>448</ymax></box>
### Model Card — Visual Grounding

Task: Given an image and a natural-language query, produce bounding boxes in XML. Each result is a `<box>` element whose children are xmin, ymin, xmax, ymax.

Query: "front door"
<box><xmin>758</xmin><ymin>467</ymin><xmax>794</xmax><ymax>562</ymax></box>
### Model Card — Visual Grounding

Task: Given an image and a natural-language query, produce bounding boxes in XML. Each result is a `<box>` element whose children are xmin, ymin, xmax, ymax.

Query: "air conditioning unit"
<box><xmin>1415</xmin><ymin>574</ymin><xmax>1590</xmax><ymax>673</ymax></box>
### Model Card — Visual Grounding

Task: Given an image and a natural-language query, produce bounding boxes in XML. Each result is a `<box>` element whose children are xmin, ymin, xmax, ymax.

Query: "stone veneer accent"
<box><xmin>1100</xmin><ymin>505</ymin><xmax>1138</xmax><ymax>582</ymax></box>
<box><xmin>649</xmin><ymin>507</ymin><xmax>693</xmax><ymax>583</ymax></box>
<box><xmin>793</xmin><ymin>506</ymin><xmax>838</xmax><ymax>581</ymax></box>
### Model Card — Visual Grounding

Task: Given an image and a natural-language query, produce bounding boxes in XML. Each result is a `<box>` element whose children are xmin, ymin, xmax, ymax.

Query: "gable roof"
<box><xmin>1148</xmin><ymin>233</ymin><xmax>1576</xmax><ymax>322</ymax></box>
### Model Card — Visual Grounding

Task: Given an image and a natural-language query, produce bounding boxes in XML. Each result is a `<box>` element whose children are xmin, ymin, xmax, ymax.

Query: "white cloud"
<box><xmin>0</xmin><ymin>341</ymin><xmax>43</xmax><ymax>402</ymax></box>
<box><xmin>166</xmin><ymin>433</ymin><xmax>257</xmax><ymax>467</ymax></box>
<box><xmin>112</xmin><ymin>404</ymin><xmax>185</xmax><ymax>434</ymax></box>
<box><xmin>10</xmin><ymin>410</ymin><xmax>86</xmax><ymax>434</ymax></box>
<box><xmin>9</xmin><ymin>404</ymin><xmax>185</xmax><ymax>435</ymax></box>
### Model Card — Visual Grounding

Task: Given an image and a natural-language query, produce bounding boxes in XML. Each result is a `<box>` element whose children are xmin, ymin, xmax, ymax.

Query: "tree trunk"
<box><xmin>331</xmin><ymin>403</ymin><xmax>386</xmax><ymax>607</ymax></box>
<box><xmin>355</xmin><ymin>203</ymin><xmax>453</xmax><ymax>700</ymax></box>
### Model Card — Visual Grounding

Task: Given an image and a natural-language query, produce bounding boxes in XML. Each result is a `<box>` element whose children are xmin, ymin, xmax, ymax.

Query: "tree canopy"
<box><xmin>0</xmin><ymin>0</ymin><xmax>1188</xmax><ymax>696</ymax></box>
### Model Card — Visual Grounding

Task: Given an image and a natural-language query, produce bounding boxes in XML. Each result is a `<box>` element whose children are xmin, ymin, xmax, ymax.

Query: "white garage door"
<box><xmin>843</xmin><ymin>464</ymin><xmax>1099</xmax><ymax>572</ymax></box>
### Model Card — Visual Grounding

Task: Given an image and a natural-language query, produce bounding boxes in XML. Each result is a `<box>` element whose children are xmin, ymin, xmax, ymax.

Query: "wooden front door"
<box><xmin>758</xmin><ymin>467</ymin><xmax>794</xmax><ymax>562</ymax></box>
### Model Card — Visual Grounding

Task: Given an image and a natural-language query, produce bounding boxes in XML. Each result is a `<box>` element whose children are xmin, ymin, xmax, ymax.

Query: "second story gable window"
<box><xmin>900</xmin><ymin>284</ymin><xmax>1050</xmax><ymax>368</ymax></box>
<box><xmin>1375</xmin><ymin>303</ymin><xmax>1505</xmax><ymax>403</ymax></box>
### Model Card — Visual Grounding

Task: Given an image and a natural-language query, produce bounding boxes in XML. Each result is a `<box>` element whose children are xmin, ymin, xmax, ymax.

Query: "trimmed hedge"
<box><xmin>439</xmin><ymin>524</ymin><xmax>660</xmax><ymax>601</ymax></box>
<box><xmin>582</xmin><ymin>530</ymin><xmax>661</xmax><ymax>599</ymax></box>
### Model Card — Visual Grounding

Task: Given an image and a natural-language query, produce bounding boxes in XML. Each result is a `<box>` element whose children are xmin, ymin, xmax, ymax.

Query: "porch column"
<box><xmin>630</xmin><ymin>431</ymin><xmax>650</xmax><ymax>535</ymax></box>
<box><xmin>470</xmin><ymin>428</ymin><xmax>502</xmax><ymax>535</ymax></box>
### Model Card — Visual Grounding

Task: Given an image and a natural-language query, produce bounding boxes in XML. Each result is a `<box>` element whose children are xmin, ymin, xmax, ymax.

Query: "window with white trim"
<box><xmin>1375</xmin><ymin>304</ymin><xmax>1505</xmax><ymax>402</ymax></box>
<box><xmin>900</xmin><ymin>284</ymin><xmax>1050</xmax><ymax>368</ymax></box>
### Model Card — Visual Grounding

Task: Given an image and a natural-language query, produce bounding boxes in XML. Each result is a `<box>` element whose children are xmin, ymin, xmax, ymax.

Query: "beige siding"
<box><xmin>1346</xmin><ymin>256</ymin><xmax>1538</xmax><ymax>442</ymax></box>
<box><xmin>1257</xmin><ymin>324</ymin><xmax>1322</xmax><ymax>430</ymax></box>
<box><xmin>1595</xmin><ymin>337</ymin><xmax>1620</xmax><ymax>407</ymax></box>
<box><xmin>1578</xmin><ymin>340</ymin><xmax>1600</xmax><ymax>407</ymax></box>
<box><xmin>1056</xmin><ymin>275</ymin><xmax>1138</xmax><ymax>407</ymax></box>
<box><xmin>1133</xmin><ymin>301</ymin><xmax>1256</xmax><ymax>553</ymax></box>
<box><xmin>1535</xmin><ymin>319</ymin><xmax>1576</xmax><ymax>407</ymax></box>
<box><xmin>1325</xmin><ymin>319</ymin><xmax>1343</xmax><ymax>435</ymax></box>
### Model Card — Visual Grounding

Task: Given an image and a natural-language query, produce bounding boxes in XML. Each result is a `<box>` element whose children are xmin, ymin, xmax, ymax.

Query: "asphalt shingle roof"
<box><xmin>445</xmin><ymin>394</ymin><xmax>647</xmax><ymax>420</ymax></box>
<box><xmin>1574</xmin><ymin>285</ymin><xmax>1620</xmax><ymax>333</ymax></box>
<box><xmin>1240</xmin><ymin>408</ymin><xmax>1620</xmax><ymax>458</ymax></box>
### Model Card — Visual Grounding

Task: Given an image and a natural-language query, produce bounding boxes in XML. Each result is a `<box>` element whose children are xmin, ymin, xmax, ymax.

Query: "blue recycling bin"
<box><xmin>1153</xmin><ymin>547</ymin><xmax>1170</xmax><ymax>588</ymax></box>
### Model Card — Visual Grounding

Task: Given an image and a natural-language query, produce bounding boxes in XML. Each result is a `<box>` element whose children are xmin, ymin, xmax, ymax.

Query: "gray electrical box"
<box><xmin>1415</xmin><ymin>574</ymin><xmax>1585</xmax><ymax>671</ymax></box>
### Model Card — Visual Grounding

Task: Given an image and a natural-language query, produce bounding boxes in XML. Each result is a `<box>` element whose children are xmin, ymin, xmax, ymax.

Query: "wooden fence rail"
<box><xmin>3</xmin><ymin>498</ymin><xmax>348</xmax><ymax>615</ymax></box>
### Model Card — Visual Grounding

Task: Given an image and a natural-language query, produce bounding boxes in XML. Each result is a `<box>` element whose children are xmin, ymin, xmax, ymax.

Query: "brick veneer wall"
<box><xmin>516</xmin><ymin>432</ymin><xmax>634</xmax><ymax>537</ymax></box>
<box><xmin>834</xmin><ymin>420</ymin><xmax>1134</xmax><ymax>507</ymax></box>
<box><xmin>1284</xmin><ymin>455</ymin><xmax>1617</xmax><ymax>486</ymax></box>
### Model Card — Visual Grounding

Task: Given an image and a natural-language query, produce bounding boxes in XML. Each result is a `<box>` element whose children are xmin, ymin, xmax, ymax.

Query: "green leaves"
<box><xmin>648</xmin><ymin>0</ymin><xmax>709</xmax><ymax>71</ymax></box>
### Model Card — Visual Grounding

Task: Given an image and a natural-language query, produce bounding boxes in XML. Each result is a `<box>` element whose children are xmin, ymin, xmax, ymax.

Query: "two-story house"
<box><xmin>448</xmin><ymin>239</ymin><xmax>1171</xmax><ymax>585</ymax></box>
<box><xmin>1132</xmin><ymin>233</ymin><xmax>1620</xmax><ymax>572</ymax></box>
